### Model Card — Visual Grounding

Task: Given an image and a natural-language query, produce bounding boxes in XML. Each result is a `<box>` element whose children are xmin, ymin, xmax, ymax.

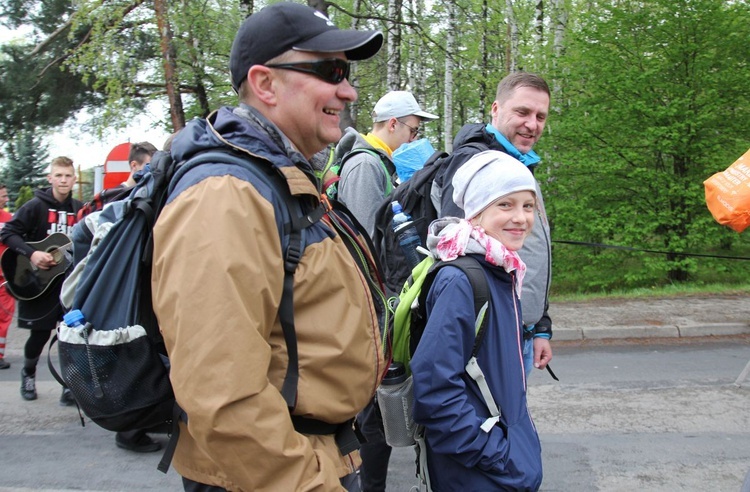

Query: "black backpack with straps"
<box><xmin>49</xmin><ymin>148</ymin><xmax>338</xmax><ymax>472</ymax></box>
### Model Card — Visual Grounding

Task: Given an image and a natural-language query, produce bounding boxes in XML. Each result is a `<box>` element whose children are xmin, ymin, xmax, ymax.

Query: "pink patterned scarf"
<box><xmin>431</xmin><ymin>218</ymin><xmax>526</xmax><ymax>294</ymax></box>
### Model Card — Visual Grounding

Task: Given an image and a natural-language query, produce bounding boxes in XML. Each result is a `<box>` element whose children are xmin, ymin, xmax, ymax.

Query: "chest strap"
<box><xmin>290</xmin><ymin>415</ymin><xmax>361</xmax><ymax>456</ymax></box>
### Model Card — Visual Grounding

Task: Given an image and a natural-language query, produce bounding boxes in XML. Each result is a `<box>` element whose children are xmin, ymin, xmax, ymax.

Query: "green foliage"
<box><xmin>1</xmin><ymin>128</ymin><xmax>49</xmax><ymax>206</ymax></box>
<box><xmin>76</xmin><ymin>167</ymin><xmax>95</xmax><ymax>203</ymax></box>
<box><xmin>14</xmin><ymin>185</ymin><xmax>34</xmax><ymax>210</ymax></box>
<box><xmin>3</xmin><ymin>0</ymin><xmax>750</xmax><ymax>294</ymax></box>
<box><xmin>0</xmin><ymin>41</ymin><xmax>100</xmax><ymax>144</ymax></box>
<box><xmin>542</xmin><ymin>0</ymin><xmax>750</xmax><ymax>292</ymax></box>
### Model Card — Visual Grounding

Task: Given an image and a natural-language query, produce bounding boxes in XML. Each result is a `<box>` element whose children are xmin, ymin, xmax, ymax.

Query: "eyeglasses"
<box><xmin>264</xmin><ymin>59</ymin><xmax>350</xmax><ymax>85</ymax></box>
<box><xmin>397</xmin><ymin>119</ymin><xmax>420</xmax><ymax>138</ymax></box>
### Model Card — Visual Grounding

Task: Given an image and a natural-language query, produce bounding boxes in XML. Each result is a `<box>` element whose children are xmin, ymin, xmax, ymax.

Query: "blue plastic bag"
<box><xmin>393</xmin><ymin>139</ymin><xmax>436</xmax><ymax>182</ymax></box>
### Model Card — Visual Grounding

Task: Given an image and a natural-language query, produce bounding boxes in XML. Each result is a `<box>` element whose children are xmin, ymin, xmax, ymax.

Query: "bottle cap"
<box><xmin>382</xmin><ymin>361</ymin><xmax>407</xmax><ymax>384</ymax></box>
<box><xmin>63</xmin><ymin>309</ymin><xmax>85</xmax><ymax>327</ymax></box>
<box><xmin>391</xmin><ymin>201</ymin><xmax>403</xmax><ymax>214</ymax></box>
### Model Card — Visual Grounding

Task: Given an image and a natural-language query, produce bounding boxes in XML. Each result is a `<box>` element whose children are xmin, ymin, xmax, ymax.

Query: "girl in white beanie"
<box><xmin>411</xmin><ymin>150</ymin><xmax>543</xmax><ymax>491</ymax></box>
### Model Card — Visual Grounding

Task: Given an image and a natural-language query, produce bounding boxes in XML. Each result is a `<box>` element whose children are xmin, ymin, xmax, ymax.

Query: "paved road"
<box><xmin>386</xmin><ymin>338</ymin><xmax>750</xmax><ymax>491</ymax></box>
<box><xmin>2</xmin><ymin>337</ymin><xmax>748</xmax><ymax>491</ymax></box>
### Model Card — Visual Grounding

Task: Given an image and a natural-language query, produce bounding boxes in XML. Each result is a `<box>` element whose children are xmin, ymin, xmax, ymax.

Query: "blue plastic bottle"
<box><xmin>64</xmin><ymin>309</ymin><xmax>86</xmax><ymax>328</ymax></box>
<box><xmin>391</xmin><ymin>201</ymin><xmax>423</xmax><ymax>269</ymax></box>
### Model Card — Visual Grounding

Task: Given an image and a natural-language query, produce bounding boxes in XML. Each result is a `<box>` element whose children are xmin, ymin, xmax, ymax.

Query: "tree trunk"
<box><xmin>552</xmin><ymin>0</ymin><xmax>567</xmax><ymax>109</ymax></box>
<box><xmin>154</xmin><ymin>0</ymin><xmax>185</xmax><ymax>131</ymax></box>
<box><xmin>387</xmin><ymin>0</ymin><xmax>402</xmax><ymax>90</ymax></box>
<box><xmin>505</xmin><ymin>0</ymin><xmax>518</xmax><ymax>72</ymax></box>
<box><xmin>239</xmin><ymin>0</ymin><xmax>253</xmax><ymax>17</ymax></box>
<box><xmin>480</xmin><ymin>0</ymin><xmax>489</xmax><ymax>121</ymax></box>
<box><xmin>339</xmin><ymin>0</ymin><xmax>363</xmax><ymax>131</ymax></box>
<box><xmin>307</xmin><ymin>0</ymin><xmax>328</xmax><ymax>14</ymax></box>
<box><xmin>444</xmin><ymin>3</ymin><xmax>455</xmax><ymax>153</ymax></box>
<box><xmin>534</xmin><ymin>0</ymin><xmax>544</xmax><ymax>47</ymax></box>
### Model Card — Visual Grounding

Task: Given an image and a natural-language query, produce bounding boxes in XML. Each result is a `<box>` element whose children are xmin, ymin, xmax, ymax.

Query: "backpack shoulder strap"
<box><xmin>419</xmin><ymin>255</ymin><xmax>500</xmax><ymax>429</ymax></box>
<box><xmin>340</xmin><ymin>147</ymin><xmax>395</xmax><ymax>195</ymax></box>
<box><xmin>170</xmin><ymin>150</ymin><xmax>325</xmax><ymax>409</ymax></box>
<box><xmin>418</xmin><ymin>255</ymin><xmax>489</xmax><ymax>338</ymax></box>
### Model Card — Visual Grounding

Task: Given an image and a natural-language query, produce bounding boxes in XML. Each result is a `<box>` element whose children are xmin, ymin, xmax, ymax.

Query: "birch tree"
<box><xmin>386</xmin><ymin>0</ymin><xmax>402</xmax><ymax>90</ymax></box>
<box><xmin>505</xmin><ymin>0</ymin><xmax>519</xmax><ymax>72</ymax></box>
<box><xmin>443</xmin><ymin>1</ymin><xmax>455</xmax><ymax>152</ymax></box>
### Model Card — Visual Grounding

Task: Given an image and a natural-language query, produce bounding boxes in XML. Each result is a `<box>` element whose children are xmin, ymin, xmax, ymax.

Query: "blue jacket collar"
<box><xmin>485</xmin><ymin>124</ymin><xmax>541</xmax><ymax>167</ymax></box>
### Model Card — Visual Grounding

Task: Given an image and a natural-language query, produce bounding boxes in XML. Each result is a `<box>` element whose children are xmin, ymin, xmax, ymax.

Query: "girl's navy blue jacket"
<box><xmin>411</xmin><ymin>254</ymin><xmax>543</xmax><ymax>491</ymax></box>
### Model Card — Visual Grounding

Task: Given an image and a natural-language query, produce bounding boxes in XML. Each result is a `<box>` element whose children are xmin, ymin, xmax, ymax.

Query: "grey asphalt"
<box><xmin>1</xmin><ymin>294</ymin><xmax>748</xmax><ymax>490</ymax></box>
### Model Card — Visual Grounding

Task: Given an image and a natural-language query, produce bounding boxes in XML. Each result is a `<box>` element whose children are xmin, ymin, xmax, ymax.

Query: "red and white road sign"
<box><xmin>102</xmin><ymin>142</ymin><xmax>131</xmax><ymax>190</ymax></box>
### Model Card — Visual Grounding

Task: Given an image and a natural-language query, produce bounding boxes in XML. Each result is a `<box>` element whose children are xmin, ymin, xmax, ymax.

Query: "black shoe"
<box><xmin>21</xmin><ymin>369</ymin><xmax>37</xmax><ymax>401</ymax></box>
<box><xmin>59</xmin><ymin>388</ymin><xmax>76</xmax><ymax>407</ymax></box>
<box><xmin>0</xmin><ymin>358</ymin><xmax>9</xmax><ymax>369</ymax></box>
<box><xmin>115</xmin><ymin>431</ymin><xmax>162</xmax><ymax>453</ymax></box>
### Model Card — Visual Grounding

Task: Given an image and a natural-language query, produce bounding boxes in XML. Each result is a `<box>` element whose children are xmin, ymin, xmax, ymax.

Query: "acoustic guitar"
<box><xmin>1</xmin><ymin>233</ymin><xmax>73</xmax><ymax>301</ymax></box>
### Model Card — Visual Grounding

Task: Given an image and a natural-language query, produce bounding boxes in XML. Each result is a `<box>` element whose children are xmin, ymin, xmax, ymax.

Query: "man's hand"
<box><xmin>533</xmin><ymin>337</ymin><xmax>552</xmax><ymax>370</ymax></box>
<box><xmin>30</xmin><ymin>250</ymin><xmax>56</xmax><ymax>270</ymax></box>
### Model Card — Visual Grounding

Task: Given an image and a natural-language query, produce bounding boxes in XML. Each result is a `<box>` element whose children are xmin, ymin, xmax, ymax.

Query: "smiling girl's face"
<box><xmin>471</xmin><ymin>191</ymin><xmax>536</xmax><ymax>251</ymax></box>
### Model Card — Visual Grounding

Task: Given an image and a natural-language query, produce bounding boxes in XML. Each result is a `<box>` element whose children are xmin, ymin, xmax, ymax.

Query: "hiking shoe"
<box><xmin>59</xmin><ymin>388</ymin><xmax>76</xmax><ymax>407</ymax></box>
<box><xmin>20</xmin><ymin>370</ymin><xmax>37</xmax><ymax>401</ymax></box>
<box><xmin>115</xmin><ymin>431</ymin><xmax>162</xmax><ymax>453</ymax></box>
<box><xmin>0</xmin><ymin>358</ymin><xmax>9</xmax><ymax>369</ymax></box>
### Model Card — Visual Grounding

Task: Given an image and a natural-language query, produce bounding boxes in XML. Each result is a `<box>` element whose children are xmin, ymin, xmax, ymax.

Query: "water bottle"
<box><xmin>61</xmin><ymin>309</ymin><xmax>102</xmax><ymax>398</ymax></box>
<box><xmin>376</xmin><ymin>361</ymin><xmax>417</xmax><ymax>447</ymax></box>
<box><xmin>391</xmin><ymin>201</ymin><xmax>423</xmax><ymax>269</ymax></box>
<box><xmin>63</xmin><ymin>309</ymin><xmax>87</xmax><ymax>329</ymax></box>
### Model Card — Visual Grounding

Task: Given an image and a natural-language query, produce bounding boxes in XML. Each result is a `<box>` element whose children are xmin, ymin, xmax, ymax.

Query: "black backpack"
<box><xmin>49</xmin><ymin>148</ymin><xmax>327</xmax><ymax>472</ymax></box>
<box><xmin>372</xmin><ymin>143</ymin><xmax>490</xmax><ymax>296</ymax></box>
<box><xmin>371</xmin><ymin>149</ymin><xmax>448</xmax><ymax>296</ymax></box>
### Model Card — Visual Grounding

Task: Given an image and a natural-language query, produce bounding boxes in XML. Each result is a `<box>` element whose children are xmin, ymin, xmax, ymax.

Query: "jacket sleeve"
<box><xmin>338</xmin><ymin>153</ymin><xmax>390</xmax><ymax>238</ymax></box>
<box><xmin>411</xmin><ymin>267</ymin><xmax>508</xmax><ymax>471</ymax></box>
<box><xmin>152</xmin><ymin>174</ymin><xmax>343</xmax><ymax>491</ymax></box>
<box><xmin>0</xmin><ymin>201</ymin><xmax>39</xmax><ymax>257</ymax></box>
<box><xmin>534</xmin><ymin>309</ymin><xmax>553</xmax><ymax>339</ymax></box>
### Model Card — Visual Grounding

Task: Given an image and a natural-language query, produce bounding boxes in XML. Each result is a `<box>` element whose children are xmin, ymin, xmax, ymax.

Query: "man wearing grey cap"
<box><xmin>335</xmin><ymin>91</ymin><xmax>438</xmax><ymax>238</ymax></box>
<box><xmin>150</xmin><ymin>3</ymin><xmax>384</xmax><ymax>490</ymax></box>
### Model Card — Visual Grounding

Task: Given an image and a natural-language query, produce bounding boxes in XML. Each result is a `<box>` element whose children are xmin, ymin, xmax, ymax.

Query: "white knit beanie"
<box><xmin>452</xmin><ymin>150</ymin><xmax>537</xmax><ymax>219</ymax></box>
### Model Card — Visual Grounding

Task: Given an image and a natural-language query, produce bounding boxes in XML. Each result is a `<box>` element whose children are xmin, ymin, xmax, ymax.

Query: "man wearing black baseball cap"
<box><xmin>151</xmin><ymin>3</ymin><xmax>384</xmax><ymax>491</ymax></box>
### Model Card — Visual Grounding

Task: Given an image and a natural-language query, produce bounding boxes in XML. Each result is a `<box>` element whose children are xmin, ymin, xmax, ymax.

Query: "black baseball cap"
<box><xmin>230</xmin><ymin>2</ymin><xmax>383</xmax><ymax>91</ymax></box>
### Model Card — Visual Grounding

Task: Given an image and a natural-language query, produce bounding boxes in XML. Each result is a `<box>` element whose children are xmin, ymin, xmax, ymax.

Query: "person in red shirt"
<box><xmin>0</xmin><ymin>184</ymin><xmax>14</xmax><ymax>369</ymax></box>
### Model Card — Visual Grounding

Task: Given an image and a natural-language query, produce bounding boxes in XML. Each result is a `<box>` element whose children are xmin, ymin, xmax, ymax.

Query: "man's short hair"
<box><xmin>495</xmin><ymin>72</ymin><xmax>551</xmax><ymax>104</ymax></box>
<box><xmin>129</xmin><ymin>142</ymin><xmax>157</xmax><ymax>165</ymax></box>
<box><xmin>51</xmin><ymin>156</ymin><xmax>74</xmax><ymax>170</ymax></box>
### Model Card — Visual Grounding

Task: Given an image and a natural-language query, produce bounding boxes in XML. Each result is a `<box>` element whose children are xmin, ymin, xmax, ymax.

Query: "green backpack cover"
<box><xmin>391</xmin><ymin>254</ymin><xmax>490</xmax><ymax>376</ymax></box>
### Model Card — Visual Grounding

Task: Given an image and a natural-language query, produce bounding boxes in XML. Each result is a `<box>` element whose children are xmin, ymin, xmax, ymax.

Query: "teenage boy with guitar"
<box><xmin>0</xmin><ymin>156</ymin><xmax>81</xmax><ymax>403</ymax></box>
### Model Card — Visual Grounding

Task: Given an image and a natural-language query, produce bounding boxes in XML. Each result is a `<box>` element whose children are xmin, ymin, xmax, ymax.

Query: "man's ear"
<box><xmin>490</xmin><ymin>100</ymin><xmax>500</xmax><ymax>118</ymax></box>
<box><xmin>247</xmin><ymin>65</ymin><xmax>277</xmax><ymax>106</ymax></box>
<box><xmin>388</xmin><ymin>117</ymin><xmax>398</xmax><ymax>133</ymax></box>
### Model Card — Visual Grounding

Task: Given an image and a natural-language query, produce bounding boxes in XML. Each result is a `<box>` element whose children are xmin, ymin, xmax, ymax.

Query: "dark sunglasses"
<box><xmin>264</xmin><ymin>59</ymin><xmax>350</xmax><ymax>84</ymax></box>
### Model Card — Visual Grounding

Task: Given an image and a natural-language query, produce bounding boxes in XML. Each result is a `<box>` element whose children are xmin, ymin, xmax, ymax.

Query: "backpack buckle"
<box><xmin>284</xmin><ymin>233</ymin><xmax>303</xmax><ymax>273</ymax></box>
<box><xmin>320</xmin><ymin>194</ymin><xmax>332</xmax><ymax>213</ymax></box>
